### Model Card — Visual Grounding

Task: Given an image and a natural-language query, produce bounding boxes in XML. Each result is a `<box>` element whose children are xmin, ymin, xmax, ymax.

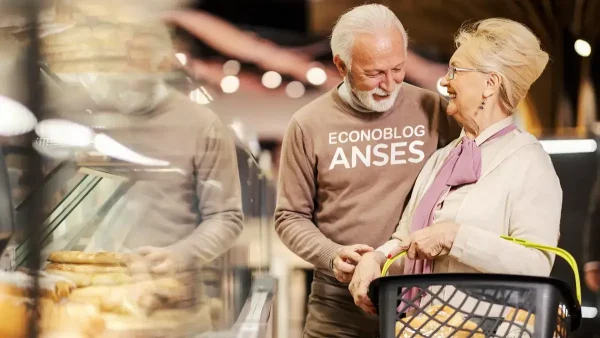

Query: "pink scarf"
<box><xmin>398</xmin><ymin>124</ymin><xmax>517</xmax><ymax>313</ymax></box>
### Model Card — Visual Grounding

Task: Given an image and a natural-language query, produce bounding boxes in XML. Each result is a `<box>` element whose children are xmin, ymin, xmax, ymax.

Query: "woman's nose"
<box><xmin>440</xmin><ymin>76</ymin><xmax>449</xmax><ymax>87</ymax></box>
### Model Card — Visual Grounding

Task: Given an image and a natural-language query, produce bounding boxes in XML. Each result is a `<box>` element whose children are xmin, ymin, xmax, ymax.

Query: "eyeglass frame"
<box><xmin>446</xmin><ymin>66</ymin><xmax>488</xmax><ymax>80</ymax></box>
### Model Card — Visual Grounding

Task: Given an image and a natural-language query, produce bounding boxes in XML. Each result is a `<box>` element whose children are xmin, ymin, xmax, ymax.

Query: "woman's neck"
<box><xmin>464</xmin><ymin>107</ymin><xmax>509</xmax><ymax>139</ymax></box>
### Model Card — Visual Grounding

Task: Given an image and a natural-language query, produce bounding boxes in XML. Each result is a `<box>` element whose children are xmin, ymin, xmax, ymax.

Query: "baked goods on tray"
<box><xmin>44</xmin><ymin>251</ymin><xmax>132</xmax><ymax>288</ymax></box>
<box><xmin>39</xmin><ymin>250</ymin><xmax>202</xmax><ymax>336</ymax></box>
<box><xmin>44</xmin><ymin>250</ymin><xmax>189</xmax><ymax>314</ymax></box>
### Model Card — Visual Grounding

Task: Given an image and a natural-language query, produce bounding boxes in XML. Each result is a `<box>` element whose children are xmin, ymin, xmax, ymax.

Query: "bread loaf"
<box><xmin>48</xmin><ymin>251</ymin><xmax>126</xmax><ymax>266</ymax></box>
<box><xmin>396</xmin><ymin>305</ymin><xmax>485</xmax><ymax>338</ymax></box>
<box><xmin>69</xmin><ymin>278</ymin><xmax>186</xmax><ymax>316</ymax></box>
<box><xmin>45</xmin><ymin>270</ymin><xmax>133</xmax><ymax>288</ymax></box>
<box><xmin>45</xmin><ymin>263</ymin><xmax>127</xmax><ymax>274</ymax></box>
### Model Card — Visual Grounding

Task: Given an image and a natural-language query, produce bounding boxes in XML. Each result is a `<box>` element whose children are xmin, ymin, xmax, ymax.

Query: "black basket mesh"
<box><xmin>369</xmin><ymin>274</ymin><xmax>581</xmax><ymax>338</ymax></box>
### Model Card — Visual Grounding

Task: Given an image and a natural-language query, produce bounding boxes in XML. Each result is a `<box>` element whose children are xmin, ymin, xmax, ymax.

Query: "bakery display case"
<box><xmin>0</xmin><ymin>1</ymin><xmax>277</xmax><ymax>337</ymax></box>
<box><xmin>2</xmin><ymin>140</ymin><xmax>276</xmax><ymax>337</ymax></box>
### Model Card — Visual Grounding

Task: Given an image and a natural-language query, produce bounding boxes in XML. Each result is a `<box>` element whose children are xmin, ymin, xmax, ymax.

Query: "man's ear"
<box><xmin>333</xmin><ymin>55</ymin><xmax>347</xmax><ymax>78</ymax></box>
<box><xmin>483</xmin><ymin>72</ymin><xmax>502</xmax><ymax>98</ymax></box>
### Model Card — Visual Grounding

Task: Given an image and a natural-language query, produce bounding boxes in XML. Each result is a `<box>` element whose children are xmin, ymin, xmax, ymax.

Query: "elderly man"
<box><xmin>274</xmin><ymin>4</ymin><xmax>460</xmax><ymax>337</ymax></box>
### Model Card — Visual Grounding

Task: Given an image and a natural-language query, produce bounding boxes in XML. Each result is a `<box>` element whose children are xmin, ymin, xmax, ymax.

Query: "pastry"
<box><xmin>45</xmin><ymin>263</ymin><xmax>127</xmax><ymax>274</ymax></box>
<box><xmin>0</xmin><ymin>270</ymin><xmax>76</xmax><ymax>302</ymax></box>
<box><xmin>0</xmin><ymin>295</ymin><xmax>105</xmax><ymax>337</ymax></box>
<box><xmin>69</xmin><ymin>278</ymin><xmax>187</xmax><ymax>316</ymax></box>
<box><xmin>396</xmin><ymin>305</ymin><xmax>485</xmax><ymax>338</ymax></box>
<box><xmin>44</xmin><ymin>270</ymin><xmax>134</xmax><ymax>288</ymax></box>
<box><xmin>43</xmin><ymin>270</ymin><xmax>93</xmax><ymax>288</ymax></box>
<box><xmin>0</xmin><ymin>295</ymin><xmax>29</xmax><ymax>337</ymax></box>
<box><xmin>48</xmin><ymin>251</ymin><xmax>126</xmax><ymax>266</ymax></box>
<box><xmin>506</xmin><ymin>308</ymin><xmax>535</xmax><ymax>326</ymax></box>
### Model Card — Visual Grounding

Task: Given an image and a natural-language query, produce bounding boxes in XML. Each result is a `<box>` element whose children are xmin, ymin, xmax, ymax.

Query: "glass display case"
<box><xmin>0</xmin><ymin>1</ymin><xmax>277</xmax><ymax>337</ymax></box>
<box><xmin>3</xmin><ymin>140</ymin><xmax>276</xmax><ymax>337</ymax></box>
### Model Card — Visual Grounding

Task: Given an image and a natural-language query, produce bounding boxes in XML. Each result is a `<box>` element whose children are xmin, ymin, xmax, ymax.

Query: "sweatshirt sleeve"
<box><xmin>274</xmin><ymin>118</ymin><xmax>342</xmax><ymax>270</ymax></box>
<box><xmin>449</xmin><ymin>146</ymin><xmax>562</xmax><ymax>276</ymax></box>
<box><xmin>168</xmin><ymin>118</ymin><xmax>244</xmax><ymax>266</ymax></box>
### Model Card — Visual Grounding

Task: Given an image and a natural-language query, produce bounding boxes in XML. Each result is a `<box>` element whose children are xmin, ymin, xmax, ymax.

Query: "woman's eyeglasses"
<box><xmin>446</xmin><ymin>66</ymin><xmax>486</xmax><ymax>80</ymax></box>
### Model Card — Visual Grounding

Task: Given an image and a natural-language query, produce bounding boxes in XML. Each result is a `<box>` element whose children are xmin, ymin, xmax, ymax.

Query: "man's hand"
<box><xmin>390</xmin><ymin>222</ymin><xmax>460</xmax><ymax>259</ymax></box>
<box><xmin>348</xmin><ymin>251</ymin><xmax>386</xmax><ymax>314</ymax></box>
<box><xmin>132</xmin><ymin>246</ymin><xmax>184</xmax><ymax>275</ymax></box>
<box><xmin>331</xmin><ymin>244</ymin><xmax>373</xmax><ymax>283</ymax></box>
<box><xmin>585</xmin><ymin>267</ymin><xmax>600</xmax><ymax>293</ymax></box>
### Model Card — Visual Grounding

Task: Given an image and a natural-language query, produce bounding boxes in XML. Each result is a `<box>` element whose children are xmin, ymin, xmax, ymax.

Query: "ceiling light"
<box><xmin>306</xmin><ymin>67</ymin><xmax>327</xmax><ymax>86</ymax></box>
<box><xmin>220</xmin><ymin>75</ymin><xmax>240</xmax><ymax>94</ymax></box>
<box><xmin>223</xmin><ymin>60</ymin><xmax>241</xmax><ymax>76</ymax></box>
<box><xmin>262</xmin><ymin>71</ymin><xmax>282</xmax><ymax>89</ymax></box>
<box><xmin>286</xmin><ymin>81</ymin><xmax>305</xmax><ymax>98</ymax></box>
<box><xmin>0</xmin><ymin>95</ymin><xmax>37</xmax><ymax>137</ymax></box>
<box><xmin>175</xmin><ymin>53</ymin><xmax>187</xmax><ymax>66</ymax></box>
<box><xmin>539</xmin><ymin>139</ymin><xmax>597</xmax><ymax>154</ymax></box>
<box><xmin>574</xmin><ymin>39</ymin><xmax>592</xmax><ymax>57</ymax></box>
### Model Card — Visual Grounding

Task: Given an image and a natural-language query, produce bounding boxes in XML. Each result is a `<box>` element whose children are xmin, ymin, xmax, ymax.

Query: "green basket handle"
<box><xmin>381</xmin><ymin>235</ymin><xmax>581</xmax><ymax>303</ymax></box>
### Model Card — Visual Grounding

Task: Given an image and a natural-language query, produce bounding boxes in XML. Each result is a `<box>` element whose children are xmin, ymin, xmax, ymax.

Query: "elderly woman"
<box><xmin>349</xmin><ymin>18</ymin><xmax>561</xmax><ymax>314</ymax></box>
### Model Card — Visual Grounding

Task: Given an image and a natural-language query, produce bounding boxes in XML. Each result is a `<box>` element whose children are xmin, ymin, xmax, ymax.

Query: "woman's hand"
<box><xmin>348</xmin><ymin>251</ymin><xmax>386</xmax><ymax>314</ymax></box>
<box><xmin>389</xmin><ymin>222</ymin><xmax>460</xmax><ymax>259</ymax></box>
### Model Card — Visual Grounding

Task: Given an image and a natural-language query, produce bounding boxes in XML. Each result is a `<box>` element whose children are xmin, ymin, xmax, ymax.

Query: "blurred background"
<box><xmin>0</xmin><ymin>0</ymin><xmax>598</xmax><ymax>337</ymax></box>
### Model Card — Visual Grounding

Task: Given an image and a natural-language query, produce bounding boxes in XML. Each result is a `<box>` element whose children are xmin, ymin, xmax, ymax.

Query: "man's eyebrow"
<box><xmin>365</xmin><ymin>62</ymin><xmax>405</xmax><ymax>72</ymax></box>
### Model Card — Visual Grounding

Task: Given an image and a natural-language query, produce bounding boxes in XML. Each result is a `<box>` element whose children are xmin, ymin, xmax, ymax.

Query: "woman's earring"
<box><xmin>479</xmin><ymin>97</ymin><xmax>487</xmax><ymax>110</ymax></box>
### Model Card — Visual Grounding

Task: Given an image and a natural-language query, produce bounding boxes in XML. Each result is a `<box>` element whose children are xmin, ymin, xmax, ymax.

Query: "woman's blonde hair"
<box><xmin>455</xmin><ymin>18</ymin><xmax>549</xmax><ymax>114</ymax></box>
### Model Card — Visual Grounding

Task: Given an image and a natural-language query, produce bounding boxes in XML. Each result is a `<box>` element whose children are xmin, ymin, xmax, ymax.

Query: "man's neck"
<box><xmin>337</xmin><ymin>80</ymin><xmax>372</xmax><ymax>113</ymax></box>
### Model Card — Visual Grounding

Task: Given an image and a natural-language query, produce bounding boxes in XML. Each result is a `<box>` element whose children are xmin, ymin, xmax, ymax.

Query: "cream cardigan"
<box><xmin>377</xmin><ymin>128</ymin><xmax>562</xmax><ymax>277</ymax></box>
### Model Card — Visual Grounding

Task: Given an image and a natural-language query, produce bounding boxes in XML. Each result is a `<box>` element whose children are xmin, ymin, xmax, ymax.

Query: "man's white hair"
<box><xmin>330</xmin><ymin>4</ymin><xmax>408</xmax><ymax>69</ymax></box>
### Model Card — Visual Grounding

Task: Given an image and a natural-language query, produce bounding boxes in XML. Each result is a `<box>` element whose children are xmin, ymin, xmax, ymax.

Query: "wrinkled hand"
<box><xmin>349</xmin><ymin>251</ymin><xmax>385</xmax><ymax>314</ymax></box>
<box><xmin>332</xmin><ymin>244</ymin><xmax>374</xmax><ymax>283</ymax></box>
<box><xmin>390</xmin><ymin>222</ymin><xmax>460</xmax><ymax>260</ymax></box>
<box><xmin>131</xmin><ymin>246</ymin><xmax>182</xmax><ymax>276</ymax></box>
<box><xmin>585</xmin><ymin>268</ymin><xmax>600</xmax><ymax>293</ymax></box>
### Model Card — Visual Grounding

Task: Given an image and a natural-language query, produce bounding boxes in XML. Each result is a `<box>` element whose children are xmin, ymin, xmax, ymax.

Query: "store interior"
<box><xmin>0</xmin><ymin>0</ymin><xmax>599</xmax><ymax>337</ymax></box>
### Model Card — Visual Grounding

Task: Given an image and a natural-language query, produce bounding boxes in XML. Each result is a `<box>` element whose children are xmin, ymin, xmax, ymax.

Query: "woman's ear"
<box><xmin>333</xmin><ymin>55</ymin><xmax>347</xmax><ymax>77</ymax></box>
<box><xmin>483</xmin><ymin>72</ymin><xmax>502</xmax><ymax>97</ymax></box>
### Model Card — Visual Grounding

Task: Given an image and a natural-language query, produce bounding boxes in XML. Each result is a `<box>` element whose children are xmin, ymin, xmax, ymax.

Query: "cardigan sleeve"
<box><xmin>449</xmin><ymin>145</ymin><xmax>562</xmax><ymax>276</ymax></box>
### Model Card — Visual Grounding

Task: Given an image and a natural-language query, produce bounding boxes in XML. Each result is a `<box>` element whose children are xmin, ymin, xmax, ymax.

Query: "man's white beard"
<box><xmin>346</xmin><ymin>76</ymin><xmax>402</xmax><ymax>113</ymax></box>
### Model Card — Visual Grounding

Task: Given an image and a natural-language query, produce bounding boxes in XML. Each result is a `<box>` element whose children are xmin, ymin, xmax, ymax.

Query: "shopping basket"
<box><xmin>368</xmin><ymin>236</ymin><xmax>582</xmax><ymax>338</ymax></box>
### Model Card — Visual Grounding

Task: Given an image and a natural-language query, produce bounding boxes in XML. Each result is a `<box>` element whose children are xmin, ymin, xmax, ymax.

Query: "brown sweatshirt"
<box><xmin>275</xmin><ymin>82</ymin><xmax>459</xmax><ymax>275</ymax></box>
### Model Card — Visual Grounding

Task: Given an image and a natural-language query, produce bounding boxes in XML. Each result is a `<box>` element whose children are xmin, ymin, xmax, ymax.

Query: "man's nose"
<box><xmin>379</xmin><ymin>72</ymin><xmax>395</xmax><ymax>92</ymax></box>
